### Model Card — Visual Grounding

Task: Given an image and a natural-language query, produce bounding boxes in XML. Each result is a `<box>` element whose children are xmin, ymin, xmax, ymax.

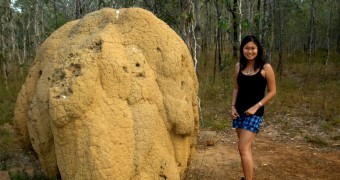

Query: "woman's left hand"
<box><xmin>244</xmin><ymin>105</ymin><xmax>260</xmax><ymax>116</ymax></box>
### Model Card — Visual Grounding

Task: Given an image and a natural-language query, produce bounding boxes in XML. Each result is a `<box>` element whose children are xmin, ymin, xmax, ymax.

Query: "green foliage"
<box><xmin>0</xmin><ymin>129</ymin><xmax>13</xmax><ymax>146</ymax></box>
<box><xmin>10</xmin><ymin>171</ymin><xmax>30</xmax><ymax>180</ymax></box>
<box><xmin>218</xmin><ymin>16</ymin><xmax>230</xmax><ymax>30</ymax></box>
<box><xmin>9</xmin><ymin>170</ymin><xmax>51</xmax><ymax>180</ymax></box>
<box><xmin>0</xmin><ymin>160</ymin><xmax>8</xmax><ymax>170</ymax></box>
<box><xmin>0</xmin><ymin>53</ymin><xmax>4</xmax><ymax>63</ymax></box>
<box><xmin>241</xmin><ymin>19</ymin><xmax>251</xmax><ymax>32</ymax></box>
<box><xmin>45</xmin><ymin>12</ymin><xmax>68</xmax><ymax>38</ymax></box>
<box><xmin>305</xmin><ymin>135</ymin><xmax>328</xmax><ymax>147</ymax></box>
<box><xmin>219</xmin><ymin>63</ymin><xmax>227</xmax><ymax>71</ymax></box>
<box><xmin>0</xmin><ymin>152</ymin><xmax>10</xmax><ymax>170</ymax></box>
<box><xmin>0</xmin><ymin>78</ymin><xmax>23</xmax><ymax>125</ymax></box>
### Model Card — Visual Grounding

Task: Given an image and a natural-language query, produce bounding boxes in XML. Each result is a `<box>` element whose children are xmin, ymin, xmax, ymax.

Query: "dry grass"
<box><xmin>198</xmin><ymin>49</ymin><xmax>340</xmax><ymax>146</ymax></box>
<box><xmin>0</xmin><ymin>48</ymin><xmax>338</xmax><ymax>179</ymax></box>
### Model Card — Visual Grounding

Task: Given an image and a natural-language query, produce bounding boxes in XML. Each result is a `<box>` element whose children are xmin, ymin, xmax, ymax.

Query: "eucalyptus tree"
<box><xmin>254</xmin><ymin>0</ymin><xmax>261</xmax><ymax>37</ymax></box>
<box><xmin>227</xmin><ymin>0</ymin><xmax>238</xmax><ymax>59</ymax></box>
<box><xmin>324</xmin><ymin>0</ymin><xmax>332</xmax><ymax>77</ymax></box>
<box><xmin>214</xmin><ymin>0</ymin><xmax>223</xmax><ymax>79</ymax></box>
<box><xmin>266</xmin><ymin>0</ymin><xmax>274</xmax><ymax>63</ymax></box>
<box><xmin>0</xmin><ymin>0</ymin><xmax>12</xmax><ymax>89</ymax></box>
<box><xmin>307</xmin><ymin>0</ymin><xmax>316</xmax><ymax>76</ymax></box>
<box><xmin>276</xmin><ymin>0</ymin><xmax>284</xmax><ymax>77</ymax></box>
<box><xmin>2</xmin><ymin>0</ymin><xmax>339</xmax><ymax>86</ymax></box>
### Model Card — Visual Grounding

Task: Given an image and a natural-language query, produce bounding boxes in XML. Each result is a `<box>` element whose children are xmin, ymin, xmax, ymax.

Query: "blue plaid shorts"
<box><xmin>232</xmin><ymin>114</ymin><xmax>263</xmax><ymax>134</ymax></box>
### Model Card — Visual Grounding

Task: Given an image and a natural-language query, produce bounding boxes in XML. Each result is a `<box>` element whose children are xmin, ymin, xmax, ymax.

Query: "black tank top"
<box><xmin>235</xmin><ymin>66</ymin><xmax>267</xmax><ymax>116</ymax></box>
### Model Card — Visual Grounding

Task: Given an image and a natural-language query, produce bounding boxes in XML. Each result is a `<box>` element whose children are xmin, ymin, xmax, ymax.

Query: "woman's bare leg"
<box><xmin>236</xmin><ymin>129</ymin><xmax>256</xmax><ymax>180</ymax></box>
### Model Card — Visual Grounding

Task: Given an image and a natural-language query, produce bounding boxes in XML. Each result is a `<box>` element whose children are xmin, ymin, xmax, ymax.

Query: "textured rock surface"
<box><xmin>13</xmin><ymin>8</ymin><xmax>199</xmax><ymax>179</ymax></box>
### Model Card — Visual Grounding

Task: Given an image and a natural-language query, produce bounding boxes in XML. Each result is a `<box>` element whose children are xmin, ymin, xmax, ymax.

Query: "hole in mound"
<box><xmin>123</xmin><ymin>66</ymin><xmax>128</xmax><ymax>73</ymax></box>
<box><xmin>69</xmin><ymin>63</ymin><xmax>82</xmax><ymax>76</ymax></box>
<box><xmin>181</xmin><ymin>81</ymin><xmax>185</xmax><ymax>89</ymax></box>
<box><xmin>52</xmin><ymin>69</ymin><xmax>66</xmax><ymax>84</ymax></box>
<box><xmin>137</xmin><ymin>72</ymin><xmax>145</xmax><ymax>77</ymax></box>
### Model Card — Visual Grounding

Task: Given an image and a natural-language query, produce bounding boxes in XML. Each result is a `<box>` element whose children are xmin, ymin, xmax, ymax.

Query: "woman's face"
<box><xmin>243</xmin><ymin>41</ymin><xmax>258</xmax><ymax>61</ymax></box>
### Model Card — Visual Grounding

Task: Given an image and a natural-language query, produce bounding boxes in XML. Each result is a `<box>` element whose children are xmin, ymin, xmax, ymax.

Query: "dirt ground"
<box><xmin>1</xmin><ymin>123</ymin><xmax>339</xmax><ymax>180</ymax></box>
<box><xmin>184</xmin><ymin>127</ymin><xmax>340</xmax><ymax>180</ymax></box>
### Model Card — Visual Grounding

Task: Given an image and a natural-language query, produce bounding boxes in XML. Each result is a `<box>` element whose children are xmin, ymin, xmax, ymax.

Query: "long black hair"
<box><xmin>239</xmin><ymin>35</ymin><xmax>265</xmax><ymax>71</ymax></box>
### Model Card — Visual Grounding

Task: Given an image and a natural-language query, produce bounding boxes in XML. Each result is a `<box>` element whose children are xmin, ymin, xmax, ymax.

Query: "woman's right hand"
<box><xmin>231</xmin><ymin>106</ymin><xmax>239</xmax><ymax>120</ymax></box>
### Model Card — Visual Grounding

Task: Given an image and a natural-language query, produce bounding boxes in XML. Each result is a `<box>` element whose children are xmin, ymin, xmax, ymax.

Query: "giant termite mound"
<box><xmin>13</xmin><ymin>8</ymin><xmax>199</xmax><ymax>179</ymax></box>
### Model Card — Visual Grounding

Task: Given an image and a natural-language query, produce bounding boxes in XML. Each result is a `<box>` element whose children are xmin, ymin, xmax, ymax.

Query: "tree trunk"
<box><xmin>261</xmin><ymin>0</ymin><xmax>268</xmax><ymax>59</ymax></box>
<box><xmin>180</xmin><ymin>0</ymin><xmax>192</xmax><ymax>51</ymax></box>
<box><xmin>268</xmin><ymin>0</ymin><xmax>274</xmax><ymax>64</ymax></box>
<box><xmin>191</xmin><ymin>0</ymin><xmax>200</xmax><ymax>69</ymax></box>
<box><xmin>40</xmin><ymin>3</ymin><xmax>45</xmax><ymax>45</ymax></box>
<box><xmin>22</xmin><ymin>22</ymin><xmax>27</xmax><ymax>74</ymax></box>
<box><xmin>247</xmin><ymin>0</ymin><xmax>253</xmax><ymax>26</ymax></box>
<box><xmin>202</xmin><ymin>2</ymin><xmax>211</xmax><ymax>54</ymax></box>
<box><xmin>23</xmin><ymin>9</ymin><xmax>31</xmax><ymax>64</ymax></box>
<box><xmin>324</xmin><ymin>0</ymin><xmax>332</xmax><ymax>77</ymax></box>
<box><xmin>255</xmin><ymin>0</ymin><xmax>262</xmax><ymax>38</ymax></box>
<box><xmin>10</xmin><ymin>20</ymin><xmax>22</xmax><ymax>78</ymax></box>
<box><xmin>238</xmin><ymin>0</ymin><xmax>242</xmax><ymax>44</ymax></box>
<box><xmin>276</xmin><ymin>0</ymin><xmax>283</xmax><ymax>77</ymax></box>
<box><xmin>1</xmin><ymin>31</ymin><xmax>9</xmax><ymax>90</ymax></box>
<box><xmin>180</xmin><ymin>0</ymin><xmax>199</xmax><ymax>69</ymax></box>
<box><xmin>202</xmin><ymin>2</ymin><xmax>211</xmax><ymax>68</ymax></box>
<box><xmin>1</xmin><ymin>61</ymin><xmax>8</xmax><ymax>90</ymax></box>
<box><xmin>308</xmin><ymin>0</ymin><xmax>316</xmax><ymax>76</ymax></box>
<box><xmin>323</xmin><ymin>0</ymin><xmax>332</xmax><ymax>109</ymax></box>
<box><xmin>76</xmin><ymin>0</ymin><xmax>84</xmax><ymax>19</ymax></box>
<box><xmin>338</xmin><ymin>8</ymin><xmax>340</xmax><ymax>53</ymax></box>
<box><xmin>215</xmin><ymin>0</ymin><xmax>222</xmax><ymax>71</ymax></box>
<box><xmin>0</xmin><ymin>0</ymin><xmax>11</xmax><ymax>89</ymax></box>
<box><xmin>232</xmin><ymin>0</ymin><xmax>238</xmax><ymax>59</ymax></box>
<box><xmin>213</xmin><ymin>0</ymin><xmax>221</xmax><ymax>82</ymax></box>
<box><xmin>34</xmin><ymin>0</ymin><xmax>41</xmax><ymax>50</ymax></box>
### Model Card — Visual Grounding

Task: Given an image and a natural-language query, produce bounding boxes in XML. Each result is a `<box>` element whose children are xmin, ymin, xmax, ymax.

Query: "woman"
<box><xmin>231</xmin><ymin>35</ymin><xmax>276</xmax><ymax>180</ymax></box>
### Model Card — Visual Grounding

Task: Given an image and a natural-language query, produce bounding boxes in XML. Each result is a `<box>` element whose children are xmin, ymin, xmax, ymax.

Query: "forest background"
<box><xmin>0</xmin><ymin>0</ymin><xmax>339</xmax><ymax>179</ymax></box>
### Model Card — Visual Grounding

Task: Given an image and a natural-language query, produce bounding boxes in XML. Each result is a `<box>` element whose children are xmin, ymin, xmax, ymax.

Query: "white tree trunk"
<box><xmin>34</xmin><ymin>0</ymin><xmax>41</xmax><ymax>49</ymax></box>
<box><xmin>190</xmin><ymin>0</ymin><xmax>199</xmax><ymax>69</ymax></box>
<box><xmin>238</xmin><ymin>0</ymin><xmax>242</xmax><ymax>44</ymax></box>
<box><xmin>1</xmin><ymin>3</ymin><xmax>9</xmax><ymax>89</ymax></box>
<box><xmin>247</xmin><ymin>0</ymin><xmax>253</xmax><ymax>24</ymax></box>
